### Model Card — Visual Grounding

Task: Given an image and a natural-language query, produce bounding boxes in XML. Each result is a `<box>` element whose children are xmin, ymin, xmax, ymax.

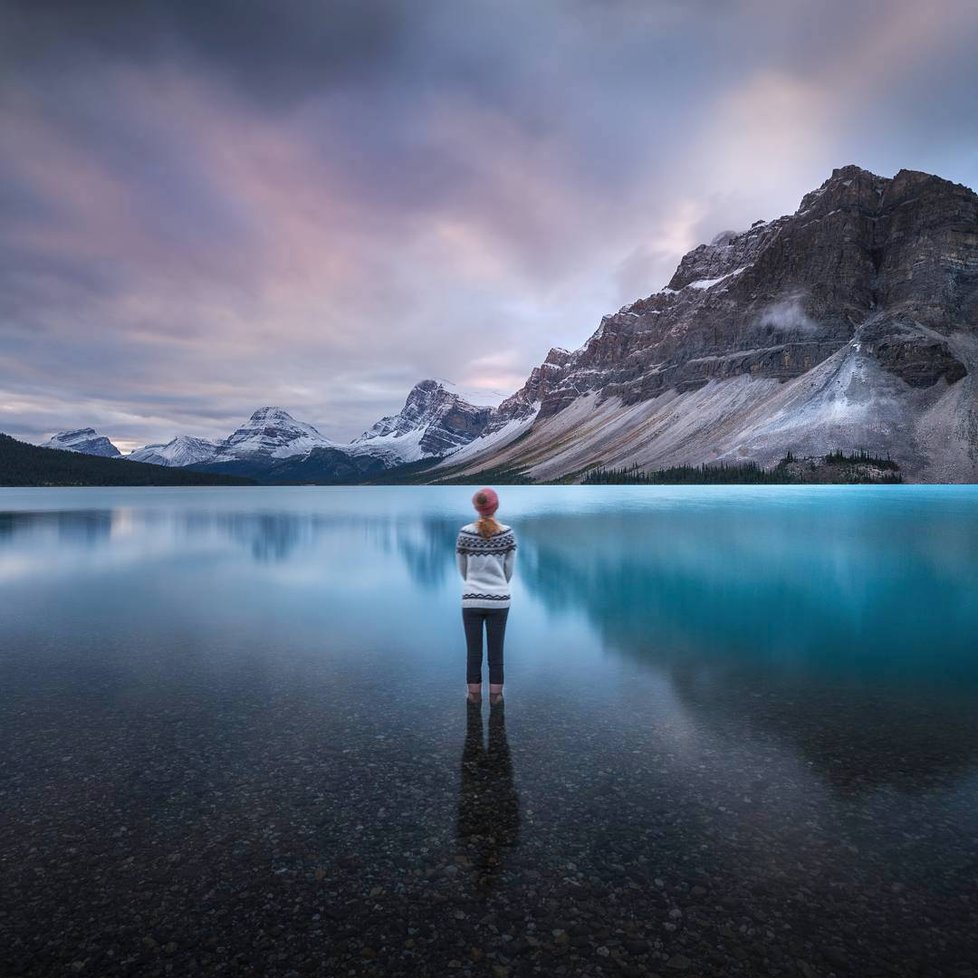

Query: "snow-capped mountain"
<box><xmin>122</xmin><ymin>388</ymin><xmax>498</xmax><ymax>480</ymax></box>
<box><xmin>41</xmin><ymin>427</ymin><xmax>121</xmax><ymax>458</ymax></box>
<box><xmin>433</xmin><ymin>165</ymin><xmax>978</xmax><ymax>483</ymax></box>
<box><xmin>128</xmin><ymin>407</ymin><xmax>340</xmax><ymax>468</ymax></box>
<box><xmin>205</xmin><ymin>386</ymin><xmax>498</xmax><ymax>476</ymax></box>
<box><xmin>185</xmin><ymin>406</ymin><xmax>385</xmax><ymax>484</ymax></box>
<box><xmin>127</xmin><ymin>435</ymin><xmax>221</xmax><ymax>467</ymax></box>
<box><xmin>350</xmin><ymin>380</ymin><xmax>493</xmax><ymax>464</ymax></box>
<box><xmin>218</xmin><ymin>406</ymin><xmax>340</xmax><ymax>460</ymax></box>
<box><xmin>152</xmin><ymin>405</ymin><xmax>387</xmax><ymax>484</ymax></box>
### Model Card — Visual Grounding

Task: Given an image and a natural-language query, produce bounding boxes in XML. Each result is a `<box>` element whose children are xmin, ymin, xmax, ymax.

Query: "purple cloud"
<box><xmin>1</xmin><ymin>0</ymin><xmax>977</xmax><ymax>450</ymax></box>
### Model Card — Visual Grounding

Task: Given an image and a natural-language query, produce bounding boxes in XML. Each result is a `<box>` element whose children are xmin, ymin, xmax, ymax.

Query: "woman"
<box><xmin>456</xmin><ymin>487</ymin><xmax>517</xmax><ymax>706</ymax></box>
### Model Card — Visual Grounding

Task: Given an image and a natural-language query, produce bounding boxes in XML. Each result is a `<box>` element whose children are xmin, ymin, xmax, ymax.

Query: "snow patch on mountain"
<box><xmin>349</xmin><ymin>425</ymin><xmax>430</xmax><ymax>464</ymax></box>
<box><xmin>686</xmin><ymin>266</ymin><xmax>748</xmax><ymax>290</ymax></box>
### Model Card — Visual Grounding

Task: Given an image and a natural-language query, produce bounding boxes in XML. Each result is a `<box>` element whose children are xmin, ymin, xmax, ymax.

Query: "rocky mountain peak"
<box><xmin>402</xmin><ymin>379</ymin><xmax>453</xmax><ymax>412</ymax></box>
<box><xmin>665</xmin><ymin>216</ymin><xmax>777</xmax><ymax>292</ymax></box>
<box><xmin>221</xmin><ymin>406</ymin><xmax>335</xmax><ymax>459</ymax></box>
<box><xmin>437</xmin><ymin>163</ymin><xmax>978</xmax><ymax>483</ymax></box>
<box><xmin>127</xmin><ymin>434</ymin><xmax>221</xmax><ymax>467</ymax></box>
<box><xmin>248</xmin><ymin>406</ymin><xmax>295</xmax><ymax>422</ymax></box>
<box><xmin>41</xmin><ymin>427</ymin><xmax>121</xmax><ymax>458</ymax></box>
<box><xmin>543</xmin><ymin>347</ymin><xmax>573</xmax><ymax>368</ymax></box>
<box><xmin>797</xmin><ymin>164</ymin><xmax>883</xmax><ymax>210</ymax></box>
<box><xmin>353</xmin><ymin>379</ymin><xmax>493</xmax><ymax>461</ymax></box>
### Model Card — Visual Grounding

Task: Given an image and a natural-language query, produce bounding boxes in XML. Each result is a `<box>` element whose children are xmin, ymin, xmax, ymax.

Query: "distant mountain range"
<box><xmin>35</xmin><ymin>381</ymin><xmax>498</xmax><ymax>484</ymax></box>
<box><xmin>0</xmin><ymin>433</ymin><xmax>253</xmax><ymax>487</ymax></box>
<box><xmin>27</xmin><ymin>165</ymin><xmax>978</xmax><ymax>484</ymax></box>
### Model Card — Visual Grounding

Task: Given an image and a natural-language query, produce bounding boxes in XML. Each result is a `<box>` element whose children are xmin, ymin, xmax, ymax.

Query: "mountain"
<box><xmin>128</xmin><ymin>406</ymin><xmax>348</xmax><ymax>480</ymax></box>
<box><xmin>435</xmin><ymin>165</ymin><xmax>978</xmax><ymax>483</ymax></box>
<box><xmin>179</xmin><ymin>406</ymin><xmax>349</xmax><ymax>481</ymax></box>
<box><xmin>0</xmin><ymin>433</ymin><xmax>254</xmax><ymax>487</ymax></box>
<box><xmin>188</xmin><ymin>386</ymin><xmax>494</xmax><ymax>482</ymax></box>
<box><xmin>218</xmin><ymin>406</ymin><xmax>339</xmax><ymax>460</ymax></box>
<box><xmin>126</xmin><ymin>387</ymin><xmax>494</xmax><ymax>482</ymax></box>
<box><xmin>350</xmin><ymin>380</ymin><xmax>493</xmax><ymax>463</ymax></box>
<box><xmin>41</xmin><ymin>427</ymin><xmax>121</xmax><ymax>458</ymax></box>
<box><xmin>126</xmin><ymin>407</ymin><xmax>335</xmax><ymax>469</ymax></box>
<box><xmin>127</xmin><ymin>434</ymin><xmax>221</xmax><ymax>466</ymax></box>
<box><xmin>53</xmin><ymin>166</ymin><xmax>977</xmax><ymax>485</ymax></box>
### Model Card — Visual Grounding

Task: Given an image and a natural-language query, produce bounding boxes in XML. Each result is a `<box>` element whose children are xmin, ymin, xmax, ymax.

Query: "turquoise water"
<box><xmin>2</xmin><ymin>485</ymin><xmax>978</xmax><ymax>976</ymax></box>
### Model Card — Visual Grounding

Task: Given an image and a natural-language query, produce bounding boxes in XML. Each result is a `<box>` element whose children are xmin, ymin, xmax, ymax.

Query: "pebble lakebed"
<box><xmin>1</xmin><ymin>666</ymin><xmax>976</xmax><ymax>978</ymax></box>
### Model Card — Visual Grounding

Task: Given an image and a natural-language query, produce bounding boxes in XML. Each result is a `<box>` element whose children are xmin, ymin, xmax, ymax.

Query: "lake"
<box><xmin>2</xmin><ymin>485</ymin><xmax>977</xmax><ymax>977</ymax></box>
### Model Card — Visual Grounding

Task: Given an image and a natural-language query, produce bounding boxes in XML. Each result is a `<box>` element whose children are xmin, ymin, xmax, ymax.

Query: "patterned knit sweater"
<box><xmin>455</xmin><ymin>522</ymin><xmax>517</xmax><ymax>609</ymax></box>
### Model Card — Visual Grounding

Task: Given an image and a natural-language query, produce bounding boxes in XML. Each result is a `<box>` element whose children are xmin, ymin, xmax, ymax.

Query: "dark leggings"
<box><xmin>463</xmin><ymin>607</ymin><xmax>509</xmax><ymax>685</ymax></box>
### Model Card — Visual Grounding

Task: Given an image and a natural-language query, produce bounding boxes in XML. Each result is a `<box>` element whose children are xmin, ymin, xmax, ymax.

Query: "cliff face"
<box><xmin>441</xmin><ymin>165</ymin><xmax>978</xmax><ymax>482</ymax></box>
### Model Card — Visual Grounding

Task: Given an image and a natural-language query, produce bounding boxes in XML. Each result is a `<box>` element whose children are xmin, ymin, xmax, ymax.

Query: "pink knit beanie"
<box><xmin>472</xmin><ymin>487</ymin><xmax>499</xmax><ymax>516</ymax></box>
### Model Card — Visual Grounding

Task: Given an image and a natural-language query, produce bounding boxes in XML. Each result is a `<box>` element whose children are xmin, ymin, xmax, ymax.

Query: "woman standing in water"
<box><xmin>456</xmin><ymin>488</ymin><xmax>517</xmax><ymax>706</ymax></box>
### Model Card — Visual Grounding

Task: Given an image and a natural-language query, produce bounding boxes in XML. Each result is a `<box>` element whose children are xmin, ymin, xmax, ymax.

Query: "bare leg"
<box><xmin>467</xmin><ymin>682</ymin><xmax>482</xmax><ymax>704</ymax></box>
<box><xmin>489</xmin><ymin>683</ymin><xmax>503</xmax><ymax>705</ymax></box>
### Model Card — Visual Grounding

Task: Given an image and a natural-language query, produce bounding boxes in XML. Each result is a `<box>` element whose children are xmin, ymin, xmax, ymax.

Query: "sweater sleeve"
<box><xmin>456</xmin><ymin>531</ymin><xmax>468</xmax><ymax>579</ymax></box>
<box><xmin>503</xmin><ymin>545</ymin><xmax>516</xmax><ymax>582</ymax></box>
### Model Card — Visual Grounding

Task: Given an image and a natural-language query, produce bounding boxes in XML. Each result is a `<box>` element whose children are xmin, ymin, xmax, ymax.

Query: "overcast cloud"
<box><xmin>2</xmin><ymin>0</ymin><xmax>977</xmax><ymax>449</ymax></box>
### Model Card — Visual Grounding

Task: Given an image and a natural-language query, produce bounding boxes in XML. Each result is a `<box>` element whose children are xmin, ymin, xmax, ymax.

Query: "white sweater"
<box><xmin>456</xmin><ymin>522</ymin><xmax>517</xmax><ymax>609</ymax></box>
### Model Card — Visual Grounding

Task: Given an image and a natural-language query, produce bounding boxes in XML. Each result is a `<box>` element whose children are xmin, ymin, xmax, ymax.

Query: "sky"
<box><xmin>2</xmin><ymin>0</ymin><xmax>978</xmax><ymax>450</ymax></box>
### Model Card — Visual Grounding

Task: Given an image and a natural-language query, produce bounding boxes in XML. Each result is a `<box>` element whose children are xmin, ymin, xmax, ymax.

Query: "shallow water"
<box><xmin>1</xmin><ymin>485</ymin><xmax>977</xmax><ymax>977</ymax></box>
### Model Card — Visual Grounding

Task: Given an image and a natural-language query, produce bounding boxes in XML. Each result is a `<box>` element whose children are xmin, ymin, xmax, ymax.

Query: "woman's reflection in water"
<box><xmin>457</xmin><ymin>700</ymin><xmax>520</xmax><ymax>888</ymax></box>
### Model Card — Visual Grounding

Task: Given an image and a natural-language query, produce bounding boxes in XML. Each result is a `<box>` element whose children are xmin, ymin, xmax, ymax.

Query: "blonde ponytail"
<box><xmin>476</xmin><ymin>515</ymin><xmax>501</xmax><ymax>539</ymax></box>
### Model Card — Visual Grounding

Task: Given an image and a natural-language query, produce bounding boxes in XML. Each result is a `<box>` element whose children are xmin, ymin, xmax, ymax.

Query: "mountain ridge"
<box><xmin>30</xmin><ymin>164</ymin><xmax>978</xmax><ymax>484</ymax></box>
<box><xmin>432</xmin><ymin>164</ymin><xmax>978</xmax><ymax>483</ymax></box>
<box><xmin>0</xmin><ymin>433</ymin><xmax>254</xmax><ymax>487</ymax></box>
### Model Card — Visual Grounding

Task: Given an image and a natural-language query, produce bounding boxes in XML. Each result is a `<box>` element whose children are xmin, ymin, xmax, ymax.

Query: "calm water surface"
<box><xmin>1</xmin><ymin>485</ymin><xmax>977</xmax><ymax>977</ymax></box>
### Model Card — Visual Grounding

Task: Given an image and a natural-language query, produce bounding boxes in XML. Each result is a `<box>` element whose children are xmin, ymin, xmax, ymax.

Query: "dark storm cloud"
<box><xmin>0</xmin><ymin>0</ymin><xmax>408</xmax><ymax>104</ymax></box>
<box><xmin>1</xmin><ymin>0</ymin><xmax>977</xmax><ymax>449</ymax></box>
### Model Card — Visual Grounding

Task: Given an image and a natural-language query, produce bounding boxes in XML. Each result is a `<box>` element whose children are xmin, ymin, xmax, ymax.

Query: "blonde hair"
<box><xmin>476</xmin><ymin>514</ymin><xmax>502</xmax><ymax>539</ymax></box>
